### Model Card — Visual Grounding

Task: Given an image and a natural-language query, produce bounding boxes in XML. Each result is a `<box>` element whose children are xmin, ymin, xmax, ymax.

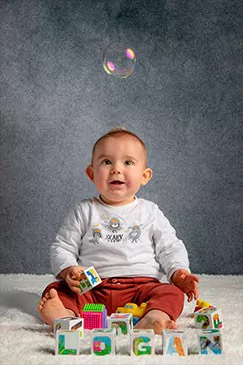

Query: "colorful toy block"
<box><xmin>55</xmin><ymin>329</ymin><xmax>83</xmax><ymax>355</ymax></box>
<box><xmin>78</xmin><ymin>266</ymin><xmax>102</xmax><ymax>294</ymax></box>
<box><xmin>162</xmin><ymin>329</ymin><xmax>187</xmax><ymax>356</ymax></box>
<box><xmin>192</xmin><ymin>299</ymin><xmax>214</xmax><ymax>317</ymax></box>
<box><xmin>116</xmin><ymin>302</ymin><xmax>147</xmax><ymax>325</ymax></box>
<box><xmin>130</xmin><ymin>329</ymin><xmax>155</xmax><ymax>356</ymax></box>
<box><xmin>109</xmin><ymin>313</ymin><xmax>133</xmax><ymax>335</ymax></box>
<box><xmin>81</xmin><ymin>303</ymin><xmax>107</xmax><ymax>329</ymax></box>
<box><xmin>91</xmin><ymin>328</ymin><xmax>116</xmax><ymax>356</ymax></box>
<box><xmin>194</xmin><ymin>307</ymin><xmax>223</xmax><ymax>329</ymax></box>
<box><xmin>54</xmin><ymin>317</ymin><xmax>84</xmax><ymax>335</ymax></box>
<box><xmin>197</xmin><ymin>329</ymin><xmax>223</xmax><ymax>355</ymax></box>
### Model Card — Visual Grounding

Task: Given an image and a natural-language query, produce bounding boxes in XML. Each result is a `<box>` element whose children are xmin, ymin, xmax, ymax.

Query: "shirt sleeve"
<box><xmin>50</xmin><ymin>203</ymin><xmax>87</xmax><ymax>278</ymax></box>
<box><xmin>152</xmin><ymin>205</ymin><xmax>190</xmax><ymax>281</ymax></box>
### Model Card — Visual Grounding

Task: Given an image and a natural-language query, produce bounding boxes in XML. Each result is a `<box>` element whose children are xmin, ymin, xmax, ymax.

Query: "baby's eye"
<box><xmin>125</xmin><ymin>160</ymin><xmax>134</xmax><ymax>166</ymax></box>
<box><xmin>102</xmin><ymin>159</ymin><xmax>112</xmax><ymax>165</ymax></box>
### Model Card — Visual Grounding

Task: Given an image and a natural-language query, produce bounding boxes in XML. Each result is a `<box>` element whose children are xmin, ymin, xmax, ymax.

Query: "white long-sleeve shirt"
<box><xmin>51</xmin><ymin>197</ymin><xmax>190</xmax><ymax>281</ymax></box>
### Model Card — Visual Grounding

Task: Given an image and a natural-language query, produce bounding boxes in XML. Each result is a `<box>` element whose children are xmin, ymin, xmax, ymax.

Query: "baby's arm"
<box><xmin>58</xmin><ymin>265</ymin><xmax>86</xmax><ymax>294</ymax></box>
<box><xmin>171</xmin><ymin>269</ymin><xmax>199</xmax><ymax>302</ymax></box>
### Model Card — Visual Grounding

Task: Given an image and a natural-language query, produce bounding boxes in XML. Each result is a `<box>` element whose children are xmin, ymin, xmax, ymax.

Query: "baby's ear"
<box><xmin>141</xmin><ymin>167</ymin><xmax>153</xmax><ymax>186</ymax></box>
<box><xmin>86</xmin><ymin>165</ymin><xmax>94</xmax><ymax>181</ymax></box>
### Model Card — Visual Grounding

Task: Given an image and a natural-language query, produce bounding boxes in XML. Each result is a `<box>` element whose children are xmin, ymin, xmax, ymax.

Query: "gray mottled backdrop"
<box><xmin>1</xmin><ymin>0</ymin><xmax>242</xmax><ymax>274</ymax></box>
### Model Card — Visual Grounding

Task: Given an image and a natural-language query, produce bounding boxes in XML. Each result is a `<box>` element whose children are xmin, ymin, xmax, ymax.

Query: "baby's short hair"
<box><xmin>91</xmin><ymin>127</ymin><xmax>148</xmax><ymax>163</ymax></box>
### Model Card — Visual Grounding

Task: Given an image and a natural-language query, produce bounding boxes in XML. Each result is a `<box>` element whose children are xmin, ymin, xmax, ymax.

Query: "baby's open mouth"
<box><xmin>110</xmin><ymin>180</ymin><xmax>124</xmax><ymax>185</ymax></box>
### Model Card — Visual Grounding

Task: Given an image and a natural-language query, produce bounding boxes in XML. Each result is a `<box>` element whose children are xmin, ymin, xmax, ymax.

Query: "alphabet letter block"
<box><xmin>197</xmin><ymin>329</ymin><xmax>223</xmax><ymax>355</ymax></box>
<box><xmin>162</xmin><ymin>329</ymin><xmax>187</xmax><ymax>356</ymax></box>
<box><xmin>109</xmin><ymin>313</ymin><xmax>133</xmax><ymax>335</ymax></box>
<box><xmin>130</xmin><ymin>329</ymin><xmax>155</xmax><ymax>356</ymax></box>
<box><xmin>55</xmin><ymin>329</ymin><xmax>83</xmax><ymax>355</ymax></box>
<box><xmin>91</xmin><ymin>328</ymin><xmax>116</xmax><ymax>356</ymax></box>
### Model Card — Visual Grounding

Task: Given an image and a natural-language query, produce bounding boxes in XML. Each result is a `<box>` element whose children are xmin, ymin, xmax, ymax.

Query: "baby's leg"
<box><xmin>38</xmin><ymin>288</ymin><xmax>75</xmax><ymax>327</ymax></box>
<box><xmin>135</xmin><ymin>309</ymin><xmax>177</xmax><ymax>334</ymax></box>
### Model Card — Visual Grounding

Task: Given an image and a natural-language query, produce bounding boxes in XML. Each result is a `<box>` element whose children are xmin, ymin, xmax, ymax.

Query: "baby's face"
<box><xmin>87</xmin><ymin>135</ymin><xmax>152</xmax><ymax>205</ymax></box>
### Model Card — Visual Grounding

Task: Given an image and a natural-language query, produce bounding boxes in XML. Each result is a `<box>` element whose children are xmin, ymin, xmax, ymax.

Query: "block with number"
<box><xmin>78</xmin><ymin>266</ymin><xmax>102</xmax><ymax>294</ymax></box>
<box><xmin>162</xmin><ymin>329</ymin><xmax>187</xmax><ymax>356</ymax></box>
<box><xmin>194</xmin><ymin>307</ymin><xmax>223</xmax><ymax>329</ymax></box>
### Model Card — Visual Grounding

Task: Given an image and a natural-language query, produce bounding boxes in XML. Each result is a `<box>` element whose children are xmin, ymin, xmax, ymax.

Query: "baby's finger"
<box><xmin>187</xmin><ymin>292</ymin><xmax>193</xmax><ymax>302</ymax></box>
<box><xmin>191</xmin><ymin>274</ymin><xmax>200</xmax><ymax>283</ymax></box>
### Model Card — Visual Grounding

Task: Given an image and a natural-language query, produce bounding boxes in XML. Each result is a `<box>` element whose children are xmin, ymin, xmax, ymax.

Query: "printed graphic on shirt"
<box><xmin>127</xmin><ymin>225</ymin><xmax>142</xmax><ymax>243</ymax></box>
<box><xmin>89</xmin><ymin>216</ymin><xmax>142</xmax><ymax>244</ymax></box>
<box><xmin>106</xmin><ymin>217</ymin><xmax>122</xmax><ymax>233</ymax></box>
<box><xmin>90</xmin><ymin>225</ymin><xmax>102</xmax><ymax>244</ymax></box>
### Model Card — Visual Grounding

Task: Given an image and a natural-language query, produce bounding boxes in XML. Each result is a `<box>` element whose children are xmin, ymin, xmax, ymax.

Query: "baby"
<box><xmin>38</xmin><ymin>128</ymin><xmax>199</xmax><ymax>334</ymax></box>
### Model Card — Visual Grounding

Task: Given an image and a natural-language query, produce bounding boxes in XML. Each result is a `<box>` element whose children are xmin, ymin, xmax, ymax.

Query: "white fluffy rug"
<box><xmin>0</xmin><ymin>274</ymin><xmax>242</xmax><ymax>365</ymax></box>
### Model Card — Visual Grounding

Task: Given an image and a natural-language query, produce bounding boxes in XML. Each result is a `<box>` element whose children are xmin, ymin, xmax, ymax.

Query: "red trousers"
<box><xmin>42</xmin><ymin>277</ymin><xmax>184</xmax><ymax>321</ymax></box>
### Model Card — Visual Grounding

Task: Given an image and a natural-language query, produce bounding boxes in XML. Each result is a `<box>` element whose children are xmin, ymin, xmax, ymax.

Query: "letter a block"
<box><xmin>197</xmin><ymin>329</ymin><xmax>223</xmax><ymax>355</ymax></box>
<box><xmin>91</xmin><ymin>328</ymin><xmax>116</xmax><ymax>356</ymax></box>
<box><xmin>109</xmin><ymin>313</ymin><xmax>133</xmax><ymax>335</ymax></box>
<box><xmin>162</xmin><ymin>329</ymin><xmax>187</xmax><ymax>356</ymax></box>
<box><xmin>78</xmin><ymin>266</ymin><xmax>102</xmax><ymax>294</ymax></box>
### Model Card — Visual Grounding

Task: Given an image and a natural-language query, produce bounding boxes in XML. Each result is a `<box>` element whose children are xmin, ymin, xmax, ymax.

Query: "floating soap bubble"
<box><xmin>102</xmin><ymin>43</ymin><xmax>136</xmax><ymax>79</ymax></box>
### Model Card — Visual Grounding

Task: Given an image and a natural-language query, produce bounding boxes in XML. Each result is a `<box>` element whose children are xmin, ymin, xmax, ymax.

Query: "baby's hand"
<box><xmin>171</xmin><ymin>269</ymin><xmax>199</xmax><ymax>302</ymax></box>
<box><xmin>60</xmin><ymin>265</ymin><xmax>86</xmax><ymax>294</ymax></box>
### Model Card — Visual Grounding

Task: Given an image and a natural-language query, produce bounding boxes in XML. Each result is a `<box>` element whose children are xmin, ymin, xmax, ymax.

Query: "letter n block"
<box><xmin>109</xmin><ymin>313</ymin><xmax>133</xmax><ymax>335</ymax></box>
<box><xmin>162</xmin><ymin>329</ymin><xmax>187</xmax><ymax>356</ymax></box>
<box><xmin>197</xmin><ymin>329</ymin><xmax>223</xmax><ymax>355</ymax></box>
<box><xmin>130</xmin><ymin>329</ymin><xmax>155</xmax><ymax>356</ymax></box>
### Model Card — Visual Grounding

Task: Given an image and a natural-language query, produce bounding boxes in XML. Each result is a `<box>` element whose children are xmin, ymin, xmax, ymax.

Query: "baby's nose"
<box><xmin>111</xmin><ymin>165</ymin><xmax>121</xmax><ymax>174</ymax></box>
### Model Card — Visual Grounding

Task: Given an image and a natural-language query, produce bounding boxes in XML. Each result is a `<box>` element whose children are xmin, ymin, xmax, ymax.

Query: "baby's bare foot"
<box><xmin>135</xmin><ymin>309</ymin><xmax>177</xmax><ymax>335</ymax></box>
<box><xmin>38</xmin><ymin>288</ymin><xmax>75</xmax><ymax>327</ymax></box>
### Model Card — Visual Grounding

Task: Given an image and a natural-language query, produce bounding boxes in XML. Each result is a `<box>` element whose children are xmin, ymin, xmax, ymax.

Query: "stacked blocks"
<box><xmin>197</xmin><ymin>329</ymin><xmax>223</xmax><ymax>355</ymax></box>
<box><xmin>194</xmin><ymin>307</ymin><xmax>223</xmax><ymax>329</ymax></box>
<box><xmin>162</xmin><ymin>329</ymin><xmax>187</xmax><ymax>356</ymax></box>
<box><xmin>55</xmin><ymin>328</ymin><xmax>83</xmax><ymax>355</ymax></box>
<box><xmin>82</xmin><ymin>303</ymin><xmax>107</xmax><ymax>330</ymax></box>
<box><xmin>109</xmin><ymin>313</ymin><xmax>133</xmax><ymax>335</ymax></box>
<box><xmin>78</xmin><ymin>266</ymin><xmax>102</xmax><ymax>294</ymax></box>
<box><xmin>91</xmin><ymin>328</ymin><xmax>116</xmax><ymax>356</ymax></box>
<box><xmin>54</xmin><ymin>317</ymin><xmax>84</xmax><ymax>335</ymax></box>
<box><xmin>130</xmin><ymin>329</ymin><xmax>155</xmax><ymax>356</ymax></box>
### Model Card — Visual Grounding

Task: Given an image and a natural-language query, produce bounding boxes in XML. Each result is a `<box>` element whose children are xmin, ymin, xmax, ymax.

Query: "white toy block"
<box><xmin>91</xmin><ymin>328</ymin><xmax>116</xmax><ymax>356</ymax></box>
<box><xmin>54</xmin><ymin>317</ymin><xmax>84</xmax><ymax>335</ymax></box>
<box><xmin>130</xmin><ymin>329</ymin><xmax>155</xmax><ymax>356</ymax></box>
<box><xmin>55</xmin><ymin>329</ymin><xmax>83</xmax><ymax>355</ymax></box>
<box><xmin>197</xmin><ymin>329</ymin><xmax>223</xmax><ymax>355</ymax></box>
<box><xmin>194</xmin><ymin>307</ymin><xmax>223</xmax><ymax>329</ymax></box>
<box><xmin>162</xmin><ymin>329</ymin><xmax>187</xmax><ymax>356</ymax></box>
<box><xmin>78</xmin><ymin>266</ymin><xmax>102</xmax><ymax>294</ymax></box>
<box><xmin>109</xmin><ymin>313</ymin><xmax>133</xmax><ymax>335</ymax></box>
